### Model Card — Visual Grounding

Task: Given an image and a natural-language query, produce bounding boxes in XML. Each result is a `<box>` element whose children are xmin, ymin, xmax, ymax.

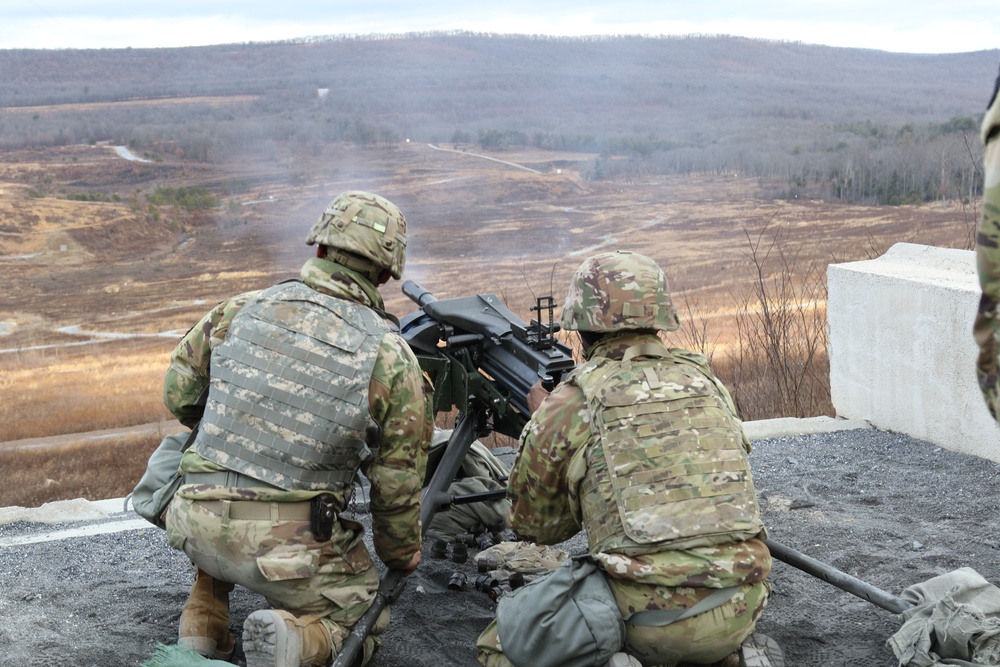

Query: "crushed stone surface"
<box><xmin>2</xmin><ymin>429</ymin><xmax>1000</xmax><ymax>666</ymax></box>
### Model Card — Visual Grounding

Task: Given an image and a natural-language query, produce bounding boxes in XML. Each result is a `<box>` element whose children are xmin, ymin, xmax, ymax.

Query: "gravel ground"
<box><xmin>2</xmin><ymin>427</ymin><xmax>1000</xmax><ymax>666</ymax></box>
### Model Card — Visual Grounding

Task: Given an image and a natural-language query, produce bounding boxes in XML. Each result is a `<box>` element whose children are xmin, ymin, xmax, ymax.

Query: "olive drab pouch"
<box><xmin>127</xmin><ymin>428</ymin><xmax>197</xmax><ymax>529</ymax></box>
<box><xmin>494</xmin><ymin>556</ymin><xmax>624</xmax><ymax>667</ymax></box>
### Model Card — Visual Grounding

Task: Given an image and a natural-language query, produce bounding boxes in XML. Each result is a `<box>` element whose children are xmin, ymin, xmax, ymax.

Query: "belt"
<box><xmin>184</xmin><ymin>470</ymin><xmax>282</xmax><ymax>491</ymax></box>
<box><xmin>193</xmin><ymin>499</ymin><xmax>312</xmax><ymax>521</ymax></box>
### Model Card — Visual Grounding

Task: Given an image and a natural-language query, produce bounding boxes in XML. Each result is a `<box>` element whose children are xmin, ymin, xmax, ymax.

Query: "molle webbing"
<box><xmin>196</xmin><ymin>282</ymin><xmax>387</xmax><ymax>492</ymax></box>
<box><xmin>578</xmin><ymin>350</ymin><xmax>762</xmax><ymax>549</ymax></box>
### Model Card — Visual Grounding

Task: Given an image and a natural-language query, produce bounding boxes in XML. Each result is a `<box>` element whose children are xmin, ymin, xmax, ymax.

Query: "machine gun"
<box><xmin>332</xmin><ymin>281</ymin><xmax>576</xmax><ymax>667</ymax></box>
<box><xmin>399</xmin><ymin>280</ymin><xmax>576</xmax><ymax>485</ymax></box>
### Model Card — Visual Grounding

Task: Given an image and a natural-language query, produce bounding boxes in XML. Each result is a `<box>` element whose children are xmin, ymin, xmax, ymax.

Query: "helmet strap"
<box><xmin>337</xmin><ymin>203</ymin><xmax>363</xmax><ymax>229</ymax></box>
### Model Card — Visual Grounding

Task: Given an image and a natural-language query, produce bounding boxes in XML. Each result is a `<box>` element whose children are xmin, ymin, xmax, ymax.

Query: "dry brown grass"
<box><xmin>0</xmin><ymin>338</ymin><xmax>174</xmax><ymax>441</ymax></box>
<box><xmin>0</xmin><ymin>431</ymin><xmax>164</xmax><ymax>508</ymax></box>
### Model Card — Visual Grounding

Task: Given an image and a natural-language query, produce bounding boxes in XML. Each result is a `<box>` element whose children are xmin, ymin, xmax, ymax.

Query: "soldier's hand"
<box><xmin>401</xmin><ymin>550</ymin><xmax>421</xmax><ymax>576</ymax></box>
<box><xmin>526</xmin><ymin>379</ymin><xmax>551</xmax><ymax>415</ymax></box>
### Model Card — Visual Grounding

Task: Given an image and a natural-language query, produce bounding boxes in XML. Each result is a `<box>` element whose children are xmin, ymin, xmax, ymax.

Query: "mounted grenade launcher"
<box><xmin>332</xmin><ymin>280</ymin><xmax>576</xmax><ymax>667</ymax></box>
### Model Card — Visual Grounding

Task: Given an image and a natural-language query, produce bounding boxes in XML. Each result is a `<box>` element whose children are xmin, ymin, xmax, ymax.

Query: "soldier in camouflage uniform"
<box><xmin>161</xmin><ymin>191</ymin><xmax>433</xmax><ymax>667</ymax></box>
<box><xmin>476</xmin><ymin>251</ymin><xmax>773</xmax><ymax>667</ymax></box>
<box><xmin>975</xmin><ymin>64</ymin><xmax>1000</xmax><ymax>420</ymax></box>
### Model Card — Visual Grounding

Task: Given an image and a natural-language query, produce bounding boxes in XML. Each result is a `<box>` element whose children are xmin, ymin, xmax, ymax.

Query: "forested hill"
<box><xmin>4</xmin><ymin>34</ymin><xmax>995</xmax><ymax>126</ymax></box>
<box><xmin>2</xmin><ymin>33</ymin><xmax>998</xmax><ymax>203</ymax></box>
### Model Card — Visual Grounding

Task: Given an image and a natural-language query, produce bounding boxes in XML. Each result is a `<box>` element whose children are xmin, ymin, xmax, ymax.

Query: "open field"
<box><xmin>0</xmin><ymin>142</ymin><xmax>974</xmax><ymax>504</ymax></box>
<box><xmin>0</xmin><ymin>94</ymin><xmax>260</xmax><ymax>115</ymax></box>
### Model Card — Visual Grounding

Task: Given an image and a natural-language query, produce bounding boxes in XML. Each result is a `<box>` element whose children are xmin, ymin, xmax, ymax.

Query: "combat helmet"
<box><xmin>560</xmin><ymin>250</ymin><xmax>680</xmax><ymax>333</ymax></box>
<box><xmin>306</xmin><ymin>191</ymin><xmax>407</xmax><ymax>281</ymax></box>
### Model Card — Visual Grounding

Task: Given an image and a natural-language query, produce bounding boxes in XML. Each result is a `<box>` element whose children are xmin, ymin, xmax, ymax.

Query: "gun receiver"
<box><xmin>399</xmin><ymin>280</ymin><xmax>575</xmax><ymax>436</ymax></box>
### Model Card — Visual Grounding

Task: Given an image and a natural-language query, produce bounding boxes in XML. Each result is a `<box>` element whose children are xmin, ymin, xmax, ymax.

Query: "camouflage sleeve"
<box><xmin>975</xmin><ymin>66</ymin><xmax>1000</xmax><ymax>421</ymax></box>
<box><xmin>507</xmin><ymin>381</ymin><xmax>590</xmax><ymax>544</ymax></box>
<box><xmin>363</xmin><ymin>332</ymin><xmax>432</xmax><ymax>569</ymax></box>
<box><xmin>163</xmin><ymin>292</ymin><xmax>258</xmax><ymax>428</ymax></box>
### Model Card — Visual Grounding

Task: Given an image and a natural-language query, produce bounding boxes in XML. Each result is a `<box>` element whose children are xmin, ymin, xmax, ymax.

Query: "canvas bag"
<box><xmin>494</xmin><ymin>556</ymin><xmax>624</xmax><ymax>667</ymax></box>
<box><xmin>126</xmin><ymin>429</ymin><xmax>196</xmax><ymax>529</ymax></box>
<box><xmin>426</xmin><ymin>429</ymin><xmax>512</xmax><ymax>540</ymax></box>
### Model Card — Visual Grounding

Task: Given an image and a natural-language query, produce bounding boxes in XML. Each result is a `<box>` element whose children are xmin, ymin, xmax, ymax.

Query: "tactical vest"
<box><xmin>194</xmin><ymin>281</ymin><xmax>389</xmax><ymax>492</ymax></box>
<box><xmin>574</xmin><ymin>342</ymin><xmax>764</xmax><ymax>554</ymax></box>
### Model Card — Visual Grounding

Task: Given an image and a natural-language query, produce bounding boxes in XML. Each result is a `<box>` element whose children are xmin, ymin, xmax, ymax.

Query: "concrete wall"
<box><xmin>827</xmin><ymin>242</ymin><xmax>1000</xmax><ymax>462</ymax></box>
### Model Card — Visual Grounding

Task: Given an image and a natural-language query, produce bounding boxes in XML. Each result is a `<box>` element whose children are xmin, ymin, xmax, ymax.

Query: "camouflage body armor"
<box><xmin>573</xmin><ymin>342</ymin><xmax>764</xmax><ymax>555</ymax></box>
<box><xmin>194</xmin><ymin>281</ymin><xmax>389</xmax><ymax>491</ymax></box>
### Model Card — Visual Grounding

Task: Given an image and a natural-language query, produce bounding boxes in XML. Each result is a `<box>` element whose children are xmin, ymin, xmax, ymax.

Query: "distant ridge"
<box><xmin>1</xmin><ymin>34</ymin><xmax>995</xmax><ymax>200</ymax></box>
<box><xmin>2</xmin><ymin>34</ymin><xmax>994</xmax><ymax>128</ymax></box>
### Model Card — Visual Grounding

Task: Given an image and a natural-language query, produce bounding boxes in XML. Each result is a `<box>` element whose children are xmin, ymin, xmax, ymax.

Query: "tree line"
<box><xmin>1</xmin><ymin>101</ymin><xmax>984</xmax><ymax>206</ymax></box>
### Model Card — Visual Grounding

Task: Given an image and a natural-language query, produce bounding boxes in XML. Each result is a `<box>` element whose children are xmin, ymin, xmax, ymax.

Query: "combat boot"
<box><xmin>739</xmin><ymin>633</ymin><xmax>784</xmax><ymax>667</ymax></box>
<box><xmin>715</xmin><ymin>651</ymin><xmax>741</xmax><ymax>667</ymax></box>
<box><xmin>243</xmin><ymin>609</ymin><xmax>333</xmax><ymax>667</ymax></box>
<box><xmin>178</xmin><ymin>567</ymin><xmax>235</xmax><ymax>660</ymax></box>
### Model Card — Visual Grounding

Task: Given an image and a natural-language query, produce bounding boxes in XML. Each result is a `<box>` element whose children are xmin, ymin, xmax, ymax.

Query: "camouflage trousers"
<box><xmin>476</xmin><ymin>576</ymin><xmax>769</xmax><ymax>667</ymax></box>
<box><xmin>165</xmin><ymin>495</ymin><xmax>385</xmax><ymax>660</ymax></box>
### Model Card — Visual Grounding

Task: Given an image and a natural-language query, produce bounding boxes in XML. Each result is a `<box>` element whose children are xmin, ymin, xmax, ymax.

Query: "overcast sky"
<box><xmin>2</xmin><ymin>1</ymin><xmax>997</xmax><ymax>54</ymax></box>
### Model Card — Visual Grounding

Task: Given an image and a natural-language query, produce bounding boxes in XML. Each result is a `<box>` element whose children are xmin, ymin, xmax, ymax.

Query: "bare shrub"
<box><xmin>669</xmin><ymin>287</ymin><xmax>720</xmax><ymax>362</ymax></box>
<box><xmin>719</xmin><ymin>216</ymin><xmax>833</xmax><ymax>420</ymax></box>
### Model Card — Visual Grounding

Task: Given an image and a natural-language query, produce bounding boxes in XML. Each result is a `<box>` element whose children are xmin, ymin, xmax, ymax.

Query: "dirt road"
<box><xmin>0</xmin><ymin>420</ymin><xmax>183</xmax><ymax>452</ymax></box>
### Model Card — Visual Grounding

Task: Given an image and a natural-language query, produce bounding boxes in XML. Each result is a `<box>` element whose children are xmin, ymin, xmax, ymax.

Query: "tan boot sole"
<box><xmin>244</xmin><ymin>610</ymin><xmax>302</xmax><ymax>667</ymax></box>
<box><xmin>740</xmin><ymin>633</ymin><xmax>784</xmax><ymax>667</ymax></box>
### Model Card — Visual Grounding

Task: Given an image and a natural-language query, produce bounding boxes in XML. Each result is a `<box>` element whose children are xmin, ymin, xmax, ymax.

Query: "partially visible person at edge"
<box><xmin>162</xmin><ymin>191</ymin><xmax>432</xmax><ymax>667</ymax></box>
<box><xmin>476</xmin><ymin>250</ymin><xmax>772</xmax><ymax>667</ymax></box>
<box><xmin>975</xmin><ymin>63</ymin><xmax>1000</xmax><ymax>419</ymax></box>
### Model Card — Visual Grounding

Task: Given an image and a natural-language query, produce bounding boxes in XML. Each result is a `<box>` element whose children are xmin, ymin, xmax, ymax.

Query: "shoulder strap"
<box><xmin>622</xmin><ymin>585</ymin><xmax>740</xmax><ymax>627</ymax></box>
<box><xmin>621</xmin><ymin>341</ymin><xmax>670</xmax><ymax>363</ymax></box>
<box><xmin>181</xmin><ymin>385</ymin><xmax>210</xmax><ymax>453</ymax></box>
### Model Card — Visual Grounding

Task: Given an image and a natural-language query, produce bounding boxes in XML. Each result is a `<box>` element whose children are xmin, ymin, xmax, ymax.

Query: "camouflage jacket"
<box><xmin>975</xmin><ymin>65</ymin><xmax>1000</xmax><ymax>420</ymax></box>
<box><xmin>508</xmin><ymin>331</ymin><xmax>771</xmax><ymax>589</ymax></box>
<box><xmin>163</xmin><ymin>257</ymin><xmax>433</xmax><ymax>569</ymax></box>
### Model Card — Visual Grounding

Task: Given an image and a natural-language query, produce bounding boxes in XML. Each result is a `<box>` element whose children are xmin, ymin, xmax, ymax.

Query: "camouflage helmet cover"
<box><xmin>560</xmin><ymin>250</ymin><xmax>680</xmax><ymax>333</ymax></box>
<box><xmin>306</xmin><ymin>191</ymin><xmax>407</xmax><ymax>280</ymax></box>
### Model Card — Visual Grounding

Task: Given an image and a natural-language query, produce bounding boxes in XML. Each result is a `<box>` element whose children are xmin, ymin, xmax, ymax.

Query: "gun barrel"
<box><xmin>764</xmin><ymin>538</ymin><xmax>913</xmax><ymax>614</ymax></box>
<box><xmin>402</xmin><ymin>280</ymin><xmax>437</xmax><ymax>307</ymax></box>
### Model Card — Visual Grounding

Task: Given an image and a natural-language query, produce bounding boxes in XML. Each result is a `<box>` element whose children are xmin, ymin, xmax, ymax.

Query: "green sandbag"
<box><xmin>140</xmin><ymin>643</ymin><xmax>234</xmax><ymax>667</ymax></box>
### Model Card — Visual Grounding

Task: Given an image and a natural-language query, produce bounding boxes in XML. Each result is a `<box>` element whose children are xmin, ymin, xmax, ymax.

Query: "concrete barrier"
<box><xmin>828</xmin><ymin>242</ymin><xmax>1000</xmax><ymax>462</ymax></box>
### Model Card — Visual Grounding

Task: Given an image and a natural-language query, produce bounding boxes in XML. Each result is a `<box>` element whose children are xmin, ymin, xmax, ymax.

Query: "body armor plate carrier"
<box><xmin>576</xmin><ymin>343</ymin><xmax>763</xmax><ymax>550</ymax></box>
<box><xmin>194</xmin><ymin>281</ymin><xmax>389</xmax><ymax>492</ymax></box>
